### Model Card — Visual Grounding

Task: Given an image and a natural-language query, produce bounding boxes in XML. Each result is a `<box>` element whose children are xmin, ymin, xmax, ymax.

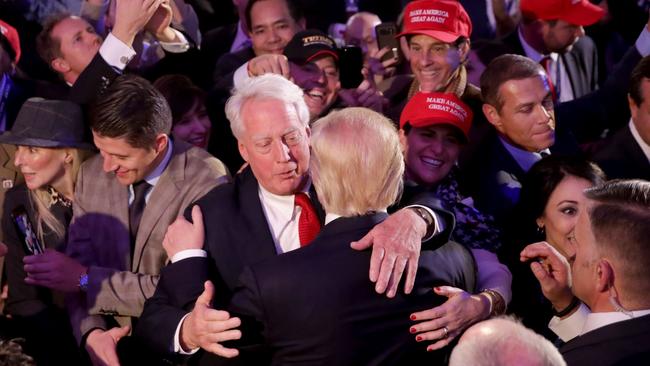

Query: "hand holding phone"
<box><xmin>11</xmin><ymin>206</ymin><xmax>44</xmax><ymax>255</ymax></box>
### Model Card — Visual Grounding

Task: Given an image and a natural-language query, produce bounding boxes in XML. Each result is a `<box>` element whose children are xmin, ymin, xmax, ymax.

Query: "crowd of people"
<box><xmin>0</xmin><ymin>0</ymin><xmax>649</xmax><ymax>365</ymax></box>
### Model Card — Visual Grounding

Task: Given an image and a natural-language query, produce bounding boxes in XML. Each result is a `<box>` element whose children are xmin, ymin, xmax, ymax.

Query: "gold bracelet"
<box><xmin>481</xmin><ymin>289</ymin><xmax>506</xmax><ymax>316</ymax></box>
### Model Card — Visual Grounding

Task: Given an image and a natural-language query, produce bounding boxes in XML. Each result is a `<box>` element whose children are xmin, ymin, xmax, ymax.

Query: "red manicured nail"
<box><xmin>427</xmin><ymin>347</ymin><xmax>433</xmax><ymax>352</ymax></box>
<box><xmin>416</xmin><ymin>336</ymin><xmax>422</xmax><ymax>341</ymax></box>
<box><xmin>410</xmin><ymin>314</ymin><xmax>417</xmax><ymax>320</ymax></box>
<box><xmin>409</xmin><ymin>327</ymin><xmax>416</xmax><ymax>334</ymax></box>
<box><xmin>434</xmin><ymin>287</ymin><xmax>440</xmax><ymax>291</ymax></box>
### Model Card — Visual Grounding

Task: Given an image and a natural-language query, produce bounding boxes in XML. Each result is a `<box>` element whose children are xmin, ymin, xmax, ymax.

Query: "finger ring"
<box><xmin>442</xmin><ymin>326</ymin><xmax>449</xmax><ymax>338</ymax></box>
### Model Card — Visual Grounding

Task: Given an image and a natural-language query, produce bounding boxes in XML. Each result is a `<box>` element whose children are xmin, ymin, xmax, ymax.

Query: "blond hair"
<box><xmin>28</xmin><ymin>148</ymin><xmax>91</xmax><ymax>242</ymax></box>
<box><xmin>310</xmin><ymin>107</ymin><xmax>404</xmax><ymax>216</ymax></box>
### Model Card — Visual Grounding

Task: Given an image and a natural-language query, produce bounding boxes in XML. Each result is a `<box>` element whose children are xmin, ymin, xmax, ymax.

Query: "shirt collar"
<box><xmin>499</xmin><ymin>135</ymin><xmax>548</xmax><ymax>172</ymax></box>
<box><xmin>144</xmin><ymin>137</ymin><xmax>174</xmax><ymax>187</ymax></box>
<box><xmin>581</xmin><ymin>309</ymin><xmax>650</xmax><ymax>335</ymax></box>
<box><xmin>258</xmin><ymin>177</ymin><xmax>312</xmax><ymax>223</ymax></box>
<box><xmin>629</xmin><ymin>118</ymin><xmax>650</xmax><ymax>163</ymax></box>
<box><xmin>518</xmin><ymin>26</ymin><xmax>559</xmax><ymax>63</ymax></box>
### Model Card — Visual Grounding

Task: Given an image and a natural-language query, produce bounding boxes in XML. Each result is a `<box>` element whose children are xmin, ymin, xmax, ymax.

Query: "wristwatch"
<box><xmin>78</xmin><ymin>271</ymin><xmax>89</xmax><ymax>292</ymax></box>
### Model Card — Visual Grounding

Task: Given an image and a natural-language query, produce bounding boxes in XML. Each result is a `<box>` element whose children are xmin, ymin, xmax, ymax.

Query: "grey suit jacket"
<box><xmin>66</xmin><ymin>139</ymin><xmax>229</xmax><ymax>341</ymax></box>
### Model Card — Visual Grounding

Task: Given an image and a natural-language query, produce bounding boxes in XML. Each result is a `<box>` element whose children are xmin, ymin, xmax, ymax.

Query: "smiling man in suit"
<box><xmin>63</xmin><ymin>74</ymin><xmax>229</xmax><ymax>365</ymax></box>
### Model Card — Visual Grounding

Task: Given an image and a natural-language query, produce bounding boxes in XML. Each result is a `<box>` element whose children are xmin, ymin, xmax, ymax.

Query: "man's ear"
<box><xmin>458</xmin><ymin>40</ymin><xmax>471</xmax><ymax>63</ymax></box>
<box><xmin>238</xmin><ymin>141</ymin><xmax>249</xmax><ymax>163</ymax></box>
<box><xmin>154</xmin><ymin>133</ymin><xmax>169</xmax><ymax>154</ymax></box>
<box><xmin>482</xmin><ymin>103</ymin><xmax>504</xmax><ymax>133</ymax></box>
<box><xmin>51</xmin><ymin>57</ymin><xmax>70</xmax><ymax>74</ymax></box>
<box><xmin>596</xmin><ymin>259</ymin><xmax>614</xmax><ymax>293</ymax></box>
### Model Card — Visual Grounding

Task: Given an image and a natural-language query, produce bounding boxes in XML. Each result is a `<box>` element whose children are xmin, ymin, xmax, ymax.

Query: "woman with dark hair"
<box><xmin>504</xmin><ymin>154</ymin><xmax>606</xmax><ymax>339</ymax></box>
<box><xmin>154</xmin><ymin>74</ymin><xmax>211</xmax><ymax>149</ymax></box>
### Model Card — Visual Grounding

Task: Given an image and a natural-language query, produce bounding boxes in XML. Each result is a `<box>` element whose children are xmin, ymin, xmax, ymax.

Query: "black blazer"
<box><xmin>136</xmin><ymin>167</ymin><xmax>456</xmax><ymax>364</ymax></box>
<box><xmin>591</xmin><ymin>125</ymin><xmax>650</xmax><ymax>181</ymax></box>
<box><xmin>228</xmin><ymin>213</ymin><xmax>476</xmax><ymax>366</ymax></box>
<box><xmin>492</xmin><ymin>30</ymin><xmax>599</xmax><ymax>100</ymax></box>
<box><xmin>560</xmin><ymin>314</ymin><xmax>650</xmax><ymax>366</ymax></box>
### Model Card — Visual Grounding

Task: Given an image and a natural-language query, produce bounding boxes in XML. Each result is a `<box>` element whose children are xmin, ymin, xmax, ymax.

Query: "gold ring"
<box><xmin>442</xmin><ymin>326</ymin><xmax>449</xmax><ymax>338</ymax></box>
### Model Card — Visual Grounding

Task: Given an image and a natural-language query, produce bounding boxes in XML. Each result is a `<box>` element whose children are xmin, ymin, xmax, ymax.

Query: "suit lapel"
<box><xmin>106</xmin><ymin>171</ymin><xmax>131</xmax><ymax>269</ymax></box>
<box><xmin>561</xmin><ymin>53</ymin><xmax>583</xmax><ymax>98</ymax></box>
<box><xmin>236</xmin><ymin>168</ymin><xmax>279</xmax><ymax>263</ymax></box>
<box><xmin>620</xmin><ymin>128</ymin><xmax>650</xmax><ymax>179</ymax></box>
<box><xmin>131</xmin><ymin>145</ymin><xmax>184</xmax><ymax>270</ymax></box>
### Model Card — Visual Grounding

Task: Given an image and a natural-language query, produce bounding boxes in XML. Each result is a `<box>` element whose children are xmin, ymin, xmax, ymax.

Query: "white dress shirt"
<box><xmin>550</xmin><ymin>303</ymin><xmax>650</xmax><ymax>342</ymax></box>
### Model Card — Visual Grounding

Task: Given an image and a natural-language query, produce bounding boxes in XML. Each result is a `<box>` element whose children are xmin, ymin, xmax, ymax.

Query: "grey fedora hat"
<box><xmin>0</xmin><ymin>97</ymin><xmax>94</xmax><ymax>149</ymax></box>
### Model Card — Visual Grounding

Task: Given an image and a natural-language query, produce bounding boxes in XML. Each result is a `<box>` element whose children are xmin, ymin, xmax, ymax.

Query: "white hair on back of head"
<box><xmin>449</xmin><ymin>316</ymin><xmax>566</xmax><ymax>366</ymax></box>
<box><xmin>225</xmin><ymin>74</ymin><xmax>310</xmax><ymax>139</ymax></box>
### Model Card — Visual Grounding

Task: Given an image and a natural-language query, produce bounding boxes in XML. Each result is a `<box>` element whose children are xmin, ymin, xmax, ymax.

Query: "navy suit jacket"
<box><xmin>560</xmin><ymin>314</ymin><xmax>650</xmax><ymax>366</ymax></box>
<box><xmin>136</xmin><ymin>167</ymin><xmax>456</xmax><ymax>365</ymax></box>
<box><xmin>228</xmin><ymin>213</ymin><xmax>476</xmax><ymax>366</ymax></box>
<box><xmin>462</xmin><ymin>128</ymin><xmax>579</xmax><ymax>225</ymax></box>
<box><xmin>592</xmin><ymin>125</ymin><xmax>650</xmax><ymax>181</ymax></box>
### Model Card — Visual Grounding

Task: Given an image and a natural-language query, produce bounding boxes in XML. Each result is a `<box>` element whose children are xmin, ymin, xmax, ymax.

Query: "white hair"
<box><xmin>449</xmin><ymin>316</ymin><xmax>566</xmax><ymax>366</ymax></box>
<box><xmin>225</xmin><ymin>74</ymin><xmax>310</xmax><ymax>139</ymax></box>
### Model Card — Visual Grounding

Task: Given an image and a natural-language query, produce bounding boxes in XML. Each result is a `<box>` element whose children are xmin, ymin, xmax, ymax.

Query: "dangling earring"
<box><xmin>537</xmin><ymin>225</ymin><xmax>545</xmax><ymax>236</ymax></box>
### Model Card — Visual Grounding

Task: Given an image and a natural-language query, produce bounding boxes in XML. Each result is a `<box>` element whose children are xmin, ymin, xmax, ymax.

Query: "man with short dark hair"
<box><xmin>592</xmin><ymin>56</ymin><xmax>650</xmax><ymax>180</ymax></box>
<box><xmin>481</xmin><ymin>0</ymin><xmax>604</xmax><ymax>103</ymax></box>
<box><xmin>65</xmin><ymin>74</ymin><xmax>229</xmax><ymax>365</ymax></box>
<box><xmin>521</xmin><ymin>180</ymin><xmax>650</xmax><ymax>365</ymax></box>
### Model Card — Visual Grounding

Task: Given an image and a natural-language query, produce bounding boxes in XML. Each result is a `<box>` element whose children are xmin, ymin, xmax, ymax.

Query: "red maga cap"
<box><xmin>400</xmin><ymin>92</ymin><xmax>473</xmax><ymax>140</ymax></box>
<box><xmin>397</xmin><ymin>0</ymin><xmax>472</xmax><ymax>43</ymax></box>
<box><xmin>520</xmin><ymin>0</ymin><xmax>604</xmax><ymax>26</ymax></box>
<box><xmin>0</xmin><ymin>19</ymin><xmax>21</xmax><ymax>63</ymax></box>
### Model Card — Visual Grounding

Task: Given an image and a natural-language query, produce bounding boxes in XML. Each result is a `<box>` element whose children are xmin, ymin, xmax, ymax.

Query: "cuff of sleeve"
<box><xmin>472</xmin><ymin>248</ymin><xmax>513</xmax><ymax>304</ymax></box>
<box><xmin>233</xmin><ymin>62</ymin><xmax>251</xmax><ymax>89</ymax></box>
<box><xmin>548</xmin><ymin>302</ymin><xmax>589</xmax><ymax>342</ymax></box>
<box><xmin>171</xmin><ymin>249</ymin><xmax>207</xmax><ymax>263</ymax></box>
<box><xmin>159</xmin><ymin>29</ymin><xmax>190</xmax><ymax>53</ymax></box>
<box><xmin>99</xmin><ymin>33</ymin><xmax>136</xmax><ymax>70</ymax></box>
<box><xmin>174</xmin><ymin>313</ymin><xmax>200</xmax><ymax>354</ymax></box>
<box><xmin>635</xmin><ymin>24</ymin><xmax>650</xmax><ymax>57</ymax></box>
<box><xmin>406</xmin><ymin>204</ymin><xmax>442</xmax><ymax>242</ymax></box>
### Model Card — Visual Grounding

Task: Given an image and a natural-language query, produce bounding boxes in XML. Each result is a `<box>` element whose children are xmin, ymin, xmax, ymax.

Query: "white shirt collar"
<box><xmin>629</xmin><ymin>118</ymin><xmax>650</xmax><ymax>164</ymax></box>
<box><xmin>499</xmin><ymin>135</ymin><xmax>548</xmax><ymax>172</ymax></box>
<box><xmin>581</xmin><ymin>309</ymin><xmax>650</xmax><ymax>335</ymax></box>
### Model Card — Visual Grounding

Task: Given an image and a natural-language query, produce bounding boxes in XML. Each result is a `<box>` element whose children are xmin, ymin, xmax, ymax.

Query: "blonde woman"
<box><xmin>0</xmin><ymin>98</ymin><xmax>93</xmax><ymax>366</ymax></box>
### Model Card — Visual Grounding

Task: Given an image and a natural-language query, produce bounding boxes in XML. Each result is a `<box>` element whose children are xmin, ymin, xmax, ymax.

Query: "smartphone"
<box><xmin>338</xmin><ymin>46</ymin><xmax>364</xmax><ymax>89</ymax></box>
<box><xmin>375</xmin><ymin>22</ymin><xmax>401</xmax><ymax>64</ymax></box>
<box><xmin>11</xmin><ymin>205</ymin><xmax>44</xmax><ymax>255</ymax></box>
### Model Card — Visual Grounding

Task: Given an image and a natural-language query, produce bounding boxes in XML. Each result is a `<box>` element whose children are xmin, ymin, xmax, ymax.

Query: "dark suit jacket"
<box><xmin>591</xmin><ymin>124</ymin><xmax>650</xmax><ymax>181</ymax></box>
<box><xmin>201</xmin><ymin>23</ymin><xmax>238</xmax><ymax>83</ymax></box>
<box><xmin>67</xmin><ymin>52</ymin><xmax>121</xmax><ymax>105</ymax></box>
<box><xmin>1</xmin><ymin>184</ymin><xmax>82</xmax><ymax>365</ymax></box>
<box><xmin>228</xmin><ymin>213</ymin><xmax>476</xmax><ymax>366</ymax></box>
<box><xmin>462</xmin><ymin>128</ymin><xmax>579</xmax><ymax>224</ymax></box>
<box><xmin>490</xmin><ymin>30</ymin><xmax>599</xmax><ymax>100</ymax></box>
<box><xmin>136</xmin><ymin>167</ymin><xmax>456</xmax><ymax>364</ymax></box>
<box><xmin>560</xmin><ymin>314</ymin><xmax>650</xmax><ymax>366</ymax></box>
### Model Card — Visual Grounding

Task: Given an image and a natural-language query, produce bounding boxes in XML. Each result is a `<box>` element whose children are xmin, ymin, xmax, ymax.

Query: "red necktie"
<box><xmin>294</xmin><ymin>192</ymin><xmax>321</xmax><ymax>246</ymax></box>
<box><xmin>540</xmin><ymin>56</ymin><xmax>558</xmax><ymax>103</ymax></box>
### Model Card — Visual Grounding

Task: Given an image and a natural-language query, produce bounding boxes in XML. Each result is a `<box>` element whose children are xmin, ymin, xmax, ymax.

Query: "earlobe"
<box><xmin>596</xmin><ymin>259</ymin><xmax>614</xmax><ymax>293</ymax></box>
<box><xmin>398</xmin><ymin>129</ymin><xmax>408</xmax><ymax>154</ymax></box>
<box><xmin>482</xmin><ymin>104</ymin><xmax>502</xmax><ymax>130</ymax></box>
<box><xmin>51</xmin><ymin>58</ymin><xmax>70</xmax><ymax>73</ymax></box>
<box><xmin>238</xmin><ymin>142</ymin><xmax>249</xmax><ymax>162</ymax></box>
